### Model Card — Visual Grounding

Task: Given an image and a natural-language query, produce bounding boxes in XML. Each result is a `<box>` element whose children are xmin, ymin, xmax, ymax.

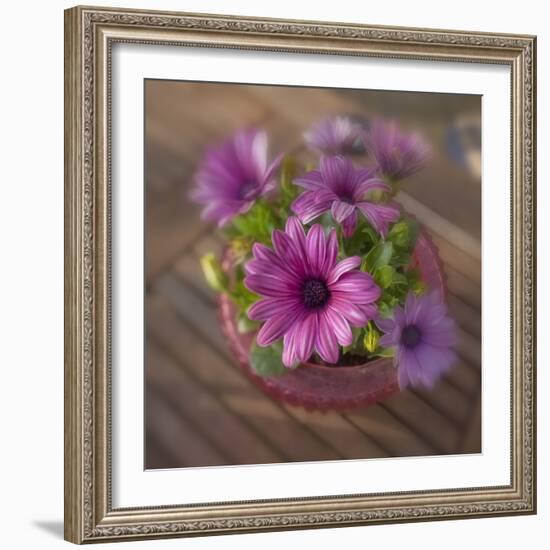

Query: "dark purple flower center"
<box><xmin>339</xmin><ymin>194</ymin><xmax>356</xmax><ymax>204</ymax></box>
<box><xmin>302</xmin><ymin>278</ymin><xmax>330</xmax><ymax>309</ymax></box>
<box><xmin>400</xmin><ymin>324</ymin><xmax>422</xmax><ymax>348</ymax></box>
<box><xmin>239</xmin><ymin>181</ymin><xmax>258</xmax><ymax>200</ymax></box>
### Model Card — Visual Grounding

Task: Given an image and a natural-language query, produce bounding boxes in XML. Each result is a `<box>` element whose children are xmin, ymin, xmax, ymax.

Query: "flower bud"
<box><xmin>363</xmin><ymin>323</ymin><xmax>380</xmax><ymax>353</ymax></box>
<box><xmin>200</xmin><ymin>253</ymin><xmax>227</xmax><ymax>292</ymax></box>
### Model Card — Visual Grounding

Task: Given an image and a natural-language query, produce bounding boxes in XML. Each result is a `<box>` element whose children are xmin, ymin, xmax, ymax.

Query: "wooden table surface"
<box><xmin>144</xmin><ymin>80</ymin><xmax>482</xmax><ymax>469</ymax></box>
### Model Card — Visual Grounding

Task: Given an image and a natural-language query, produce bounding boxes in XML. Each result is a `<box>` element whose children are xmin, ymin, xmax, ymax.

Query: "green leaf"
<box><xmin>389</xmin><ymin>250</ymin><xmax>410</xmax><ymax>269</ymax></box>
<box><xmin>362</xmin><ymin>224</ymin><xmax>380</xmax><ymax>244</ymax></box>
<box><xmin>404</xmin><ymin>217</ymin><xmax>420</xmax><ymax>249</ymax></box>
<box><xmin>250</xmin><ymin>343</ymin><xmax>287</xmax><ymax>377</ymax></box>
<box><xmin>229</xmin><ymin>200</ymin><xmax>279</xmax><ymax>245</ymax></box>
<box><xmin>341</xmin><ymin>217</ymin><xmax>381</xmax><ymax>256</ymax></box>
<box><xmin>377</xmin><ymin>301</ymin><xmax>393</xmax><ymax>318</ymax></box>
<box><xmin>363</xmin><ymin>241</ymin><xmax>393</xmax><ymax>272</ymax></box>
<box><xmin>374</xmin><ymin>265</ymin><xmax>394</xmax><ymax>289</ymax></box>
<box><xmin>392</xmin><ymin>271</ymin><xmax>408</xmax><ymax>287</ymax></box>
<box><xmin>377</xmin><ymin>294</ymin><xmax>400</xmax><ymax>316</ymax></box>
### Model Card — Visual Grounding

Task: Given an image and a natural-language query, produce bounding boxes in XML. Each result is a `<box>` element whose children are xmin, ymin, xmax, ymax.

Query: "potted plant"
<box><xmin>190</xmin><ymin>117</ymin><xmax>458</xmax><ymax>411</ymax></box>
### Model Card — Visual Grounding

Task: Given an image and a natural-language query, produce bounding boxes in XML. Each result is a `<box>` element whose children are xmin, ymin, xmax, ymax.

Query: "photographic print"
<box><xmin>144</xmin><ymin>80</ymin><xmax>482</xmax><ymax>469</ymax></box>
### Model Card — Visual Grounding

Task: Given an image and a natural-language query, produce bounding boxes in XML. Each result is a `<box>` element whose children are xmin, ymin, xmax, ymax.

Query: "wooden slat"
<box><xmin>281</xmin><ymin>406</ymin><xmax>389</xmax><ymax>460</ymax></box>
<box><xmin>380</xmin><ymin>391</ymin><xmax>461</xmax><ymax>455</ymax></box>
<box><xmin>246</xmin><ymin>86</ymin><xmax>366</xmax><ymax>130</ymax></box>
<box><xmin>459</xmin><ymin>394</ymin><xmax>482</xmax><ymax>454</ymax></box>
<box><xmin>457</xmin><ymin>328</ymin><xmax>481</xmax><ymax>370</ymax></box>
<box><xmin>412</xmin><ymin>380</ymin><xmax>470</xmax><ymax>428</ymax></box>
<box><xmin>345</xmin><ymin>406</ymin><xmax>436</xmax><ymax>457</ymax></box>
<box><xmin>145</xmin><ymin>432</ymin><xmax>181</xmax><ymax>470</ymax></box>
<box><xmin>153</xmin><ymin>273</ymin><xmax>228</xmax><ymax>357</ymax></box>
<box><xmin>146</xmin><ymin>196</ymin><xmax>208</xmax><ymax>281</ymax></box>
<box><xmin>146</xmin><ymin>388</ymin><xmax>227</xmax><ymax>467</ymax></box>
<box><xmin>400</xmin><ymin>160</ymin><xmax>481</xmax><ymax>242</ymax></box>
<box><xmin>446</xmin><ymin>265</ymin><xmax>481</xmax><ymax>311</ymax></box>
<box><xmin>443</xmin><ymin>360</ymin><xmax>481</xmax><ymax>396</ymax></box>
<box><xmin>430</xmin><ymin>234</ymin><xmax>481</xmax><ymax>284</ymax></box>
<box><xmin>448</xmin><ymin>294</ymin><xmax>481</xmax><ymax>340</ymax></box>
<box><xmin>147</xmin><ymin>341</ymin><xmax>285</xmax><ymax>465</ymax></box>
<box><xmin>146</xmin><ymin>80</ymin><xmax>270</xmax><ymax>165</ymax></box>
<box><xmin>147</xmin><ymin>293</ymin><xmax>342</xmax><ymax>462</ymax></box>
<box><xmin>192</xmin><ymin>234</ymin><xmax>224</xmax><ymax>258</ymax></box>
<box><xmin>145</xmin><ymin>140</ymin><xmax>192</xmax><ymax>203</ymax></box>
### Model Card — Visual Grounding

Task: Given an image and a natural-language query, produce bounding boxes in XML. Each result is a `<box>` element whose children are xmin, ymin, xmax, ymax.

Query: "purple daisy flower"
<box><xmin>190</xmin><ymin>128</ymin><xmax>282</xmax><ymax>226</ymax></box>
<box><xmin>376</xmin><ymin>291</ymin><xmax>458</xmax><ymax>390</ymax></box>
<box><xmin>366</xmin><ymin>120</ymin><xmax>432</xmax><ymax>181</ymax></box>
<box><xmin>304</xmin><ymin>116</ymin><xmax>366</xmax><ymax>156</ymax></box>
<box><xmin>291</xmin><ymin>156</ymin><xmax>400</xmax><ymax>237</ymax></box>
<box><xmin>244</xmin><ymin>217</ymin><xmax>381</xmax><ymax>367</ymax></box>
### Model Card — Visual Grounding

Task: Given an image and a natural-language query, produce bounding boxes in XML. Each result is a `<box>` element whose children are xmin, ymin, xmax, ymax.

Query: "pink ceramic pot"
<box><xmin>219</xmin><ymin>230</ymin><xmax>446</xmax><ymax>412</ymax></box>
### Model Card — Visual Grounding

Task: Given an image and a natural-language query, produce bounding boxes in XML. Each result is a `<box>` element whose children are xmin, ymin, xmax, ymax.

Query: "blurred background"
<box><xmin>144</xmin><ymin>80</ymin><xmax>481</xmax><ymax>469</ymax></box>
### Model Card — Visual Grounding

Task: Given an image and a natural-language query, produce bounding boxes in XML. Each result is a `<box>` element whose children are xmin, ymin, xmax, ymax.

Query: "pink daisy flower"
<box><xmin>291</xmin><ymin>156</ymin><xmax>400</xmax><ymax>237</ymax></box>
<box><xmin>304</xmin><ymin>116</ymin><xmax>366</xmax><ymax>156</ymax></box>
<box><xmin>190</xmin><ymin>128</ymin><xmax>282</xmax><ymax>226</ymax></box>
<box><xmin>365</xmin><ymin>120</ymin><xmax>432</xmax><ymax>181</ymax></box>
<box><xmin>376</xmin><ymin>291</ymin><xmax>458</xmax><ymax>389</ymax></box>
<box><xmin>244</xmin><ymin>217</ymin><xmax>381</xmax><ymax>367</ymax></box>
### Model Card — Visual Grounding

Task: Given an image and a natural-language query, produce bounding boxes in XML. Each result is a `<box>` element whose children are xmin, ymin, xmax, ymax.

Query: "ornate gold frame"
<box><xmin>64</xmin><ymin>5</ymin><xmax>537</xmax><ymax>544</ymax></box>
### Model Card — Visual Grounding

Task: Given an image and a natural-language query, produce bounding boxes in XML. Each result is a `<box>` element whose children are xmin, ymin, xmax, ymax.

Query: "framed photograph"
<box><xmin>64</xmin><ymin>5</ymin><xmax>537</xmax><ymax>544</ymax></box>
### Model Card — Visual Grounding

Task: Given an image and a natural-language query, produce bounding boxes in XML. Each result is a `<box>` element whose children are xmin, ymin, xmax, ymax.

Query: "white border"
<box><xmin>111</xmin><ymin>43</ymin><xmax>511</xmax><ymax>507</ymax></box>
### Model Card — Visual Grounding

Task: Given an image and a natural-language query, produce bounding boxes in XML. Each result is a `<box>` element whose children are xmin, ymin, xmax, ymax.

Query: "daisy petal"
<box><xmin>256</xmin><ymin>310</ymin><xmax>300</xmax><ymax>346</ymax></box>
<box><xmin>323</xmin><ymin>309</ymin><xmax>353</xmax><ymax>346</ymax></box>
<box><xmin>331</xmin><ymin>201</ymin><xmax>356</xmax><ymax>223</ymax></box>
<box><xmin>356</xmin><ymin>202</ymin><xmax>400</xmax><ymax>237</ymax></box>
<box><xmin>330</xmin><ymin>273</ymin><xmax>381</xmax><ymax>303</ymax></box>
<box><xmin>341</xmin><ymin>210</ymin><xmax>358</xmax><ymax>237</ymax></box>
<box><xmin>315</xmin><ymin>316</ymin><xmax>339</xmax><ymax>364</ymax></box>
<box><xmin>244</xmin><ymin>274</ymin><xmax>297</xmax><ymax>297</ymax></box>
<box><xmin>327</xmin><ymin>256</ymin><xmax>361</xmax><ymax>284</ymax></box>
<box><xmin>282</xmin><ymin>326</ymin><xmax>300</xmax><ymax>368</ymax></box>
<box><xmin>329</xmin><ymin>298</ymin><xmax>370</xmax><ymax>327</ymax></box>
<box><xmin>285</xmin><ymin>216</ymin><xmax>307</xmax><ymax>256</ymax></box>
<box><xmin>295</xmin><ymin>313</ymin><xmax>318</xmax><ymax>362</ymax></box>
<box><xmin>294</xmin><ymin>170</ymin><xmax>325</xmax><ymax>190</ymax></box>
<box><xmin>248</xmin><ymin>297</ymin><xmax>300</xmax><ymax>321</ymax></box>
<box><xmin>291</xmin><ymin>191</ymin><xmax>331</xmax><ymax>224</ymax></box>
<box><xmin>305</xmin><ymin>224</ymin><xmax>327</xmax><ymax>275</ymax></box>
<box><xmin>322</xmin><ymin>230</ymin><xmax>338</xmax><ymax>273</ymax></box>
<box><xmin>375</xmin><ymin>317</ymin><xmax>396</xmax><ymax>333</ymax></box>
